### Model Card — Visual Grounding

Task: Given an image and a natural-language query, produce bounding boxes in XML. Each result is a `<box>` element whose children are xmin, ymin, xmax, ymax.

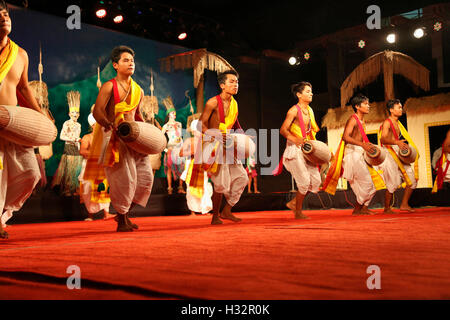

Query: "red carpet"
<box><xmin>1</xmin><ymin>208</ymin><xmax>450</xmax><ymax>300</ymax></box>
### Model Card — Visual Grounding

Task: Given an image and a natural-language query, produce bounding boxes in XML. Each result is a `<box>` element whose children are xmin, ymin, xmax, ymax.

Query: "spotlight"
<box><xmin>304</xmin><ymin>52</ymin><xmax>310</xmax><ymax>61</ymax></box>
<box><xmin>288</xmin><ymin>56</ymin><xmax>298</xmax><ymax>65</ymax></box>
<box><xmin>96</xmin><ymin>9</ymin><xmax>107</xmax><ymax>18</ymax></box>
<box><xmin>178</xmin><ymin>32</ymin><xmax>187</xmax><ymax>40</ymax></box>
<box><xmin>113</xmin><ymin>15</ymin><xmax>124</xmax><ymax>24</ymax></box>
<box><xmin>413</xmin><ymin>27</ymin><xmax>424</xmax><ymax>39</ymax></box>
<box><xmin>386</xmin><ymin>33</ymin><xmax>396</xmax><ymax>44</ymax></box>
<box><xmin>358</xmin><ymin>40</ymin><xmax>366</xmax><ymax>48</ymax></box>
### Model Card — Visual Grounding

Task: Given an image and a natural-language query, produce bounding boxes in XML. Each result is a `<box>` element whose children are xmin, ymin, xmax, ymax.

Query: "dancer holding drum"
<box><xmin>86</xmin><ymin>45</ymin><xmax>158</xmax><ymax>232</ymax></box>
<box><xmin>0</xmin><ymin>0</ymin><xmax>55</xmax><ymax>239</ymax></box>
<box><xmin>323</xmin><ymin>94</ymin><xmax>385</xmax><ymax>215</ymax></box>
<box><xmin>277</xmin><ymin>82</ymin><xmax>327</xmax><ymax>219</ymax></box>
<box><xmin>378</xmin><ymin>99</ymin><xmax>419</xmax><ymax>213</ymax></box>
<box><xmin>194</xmin><ymin>70</ymin><xmax>250</xmax><ymax>225</ymax></box>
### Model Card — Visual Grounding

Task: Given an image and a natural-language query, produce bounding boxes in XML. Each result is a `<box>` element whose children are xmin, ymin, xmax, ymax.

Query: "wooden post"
<box><xmin>196</xmin><ymin>74</ymin><xmax>205</xmax><ymax>114</ymax></box>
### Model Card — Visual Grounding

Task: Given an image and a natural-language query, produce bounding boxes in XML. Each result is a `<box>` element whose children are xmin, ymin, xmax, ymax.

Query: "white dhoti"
<box><xmin>210</xmin><ymin>163</ymin><xmax>248</xmax><ymax>207</ymax></box>
<box><xmin>78</xmin><ymin>159</ymin><xmax>110</xmax><ymax>214</ymax></box>
<box><xmin>104</xmin><ymin>140</ymin><xmax>153</xmax><ymax>215</ymax></box>
<box><xmin>378</xmin><ymin>145</ymin><xmax>417</xmax><ymax>194</ymax></box>
<box><xmin>342</xmin><ymin>145</ymin><xmax>377</xmax><ymax>206</ymax></box>
<box><xmin>283</xmin><ymin>141</ymin><xmax>321</xmax><ymax>195</ymax></box>
<box><xmin>0</xmin><ymin>139</ymin><xmax>41</xmax><ymax>227</ymax></box>
<box><xmin>181</xmin><ymin>159</ymin><xmax>213</xmax><ymax>214</ymax></box>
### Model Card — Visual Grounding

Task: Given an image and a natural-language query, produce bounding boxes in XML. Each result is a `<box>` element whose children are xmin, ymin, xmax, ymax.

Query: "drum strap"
<box><xmin>387</xmin><ymin>119</ymin><xmax>399</xmax><ymax>141</ymax></box>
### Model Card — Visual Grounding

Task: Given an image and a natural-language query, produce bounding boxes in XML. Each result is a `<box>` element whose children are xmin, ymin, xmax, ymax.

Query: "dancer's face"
<box><xmin>296</xmin><ymin>85</ymin><xmax>313</xmax><ymax>104</ymax></box>
<box><xmin>169</xmin><ymin>111</ymin><xmax>176</xmax><ymax>120</ymax></box>
<box><xmin>113</xmin><ymin>52</ymin><xmax>135</xmax><ymax>76</ymax></box>
<box><xmin>357</xmin><ymin>100</ymin><xmax>370</xmax><ymax>114</ymax></box>
<box><xmin>390</xmin><ymin>103</ymin><xmax>403</xmax><ymax>117</ymax></box>
<box><xmin>69</xmin><ymin>111</ymin><xmax>79</xmax><ymax>121</ymax></box>
<box><xmin>220</xmin><ymin>74</ymin><xmax>239</xmax><ymax>95</ymax></box>
<box><xmin>0</xmin><ymin>9</ymin><xmax>11</xmax><ymax>36</ymax></box>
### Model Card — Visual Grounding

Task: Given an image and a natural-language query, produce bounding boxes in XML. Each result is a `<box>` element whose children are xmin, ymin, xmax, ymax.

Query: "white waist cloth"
<box><xmin>342</xmin><ymin>145</ymin><xmax>377</xmax><ymax>206</ymax></box>
<box><xmin>378</xmin><ymin>145</ymin><xmax>417</xmax><ymax>193</ymax></box>
<box><xmin>283</xmin><ymin>141</ymin><xmax>321</xmax><ymax>195</ymax></box>
<box><xmin>1</xmin><ymin>139</ymin><xmax>41</xmax><ymax>227</ymax></box>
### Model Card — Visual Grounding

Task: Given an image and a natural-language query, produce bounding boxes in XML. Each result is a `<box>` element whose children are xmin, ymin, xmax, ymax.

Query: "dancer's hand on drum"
<box><xmin>104</xmin><ymin>120</ymin><xmax>115</xmax><ymax>132</ymax></box>
<box><xmin>362</xmin><ymin>141</ymin><xmax>376</xmax><ymax>154</ymax></box>
<box><xmin>293</xmin><ymin>136</ymin><xmax>304</xmax><ymax>148</ymax></box>
<box><xmin>396</xmin><ymin>139</ymin><xmax>409</xmax><ymax>151</ymax></box>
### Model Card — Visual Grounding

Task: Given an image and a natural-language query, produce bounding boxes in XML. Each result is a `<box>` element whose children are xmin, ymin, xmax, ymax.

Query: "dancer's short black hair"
<box><xmin>110</xmin><ymin>46</ymin><xmax>135</xmax><ymax>64</ymax></box>
<box><xmin>350</xmin><ymin>94</ymin><xmax>369</xmax><ymax>112</ymax></box>
<box><xmin>217</xmin><ymin>70</ymin><xmax>239</xmax><ymax>85</ymax></box>
<box><xmin>291</xmin><ymin>82</ymin><xmax>312</xmax><ymax>98</ymax></box>
<box><xmin>0</xmin><ymin>1</ymin><xmax>8</xmax><ymax>11</ymax></box>
<box><xmin>386</xmin><ymin>99</ymin><xmax>401</xmax><ymax>114</ymax></box>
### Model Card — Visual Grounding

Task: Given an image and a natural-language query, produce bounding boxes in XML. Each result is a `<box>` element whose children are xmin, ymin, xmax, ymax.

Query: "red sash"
<box><xmin>352</xmin><ymin>114</ymin><xmax>369</xmax><ymax>142</ymax></box>
<box><xmin>216</xmin><ymin>95</ymin><xmax>242</xmax><ymax>131</ymax></box>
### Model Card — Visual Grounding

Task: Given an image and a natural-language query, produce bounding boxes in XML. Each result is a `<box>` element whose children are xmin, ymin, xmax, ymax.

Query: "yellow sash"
<box><xmin>289</xmin><ymin>106</ymin><xmax>319</xmax><ymax>140</ymax></box>
<box><xmin>323</xmin><ymin>141</ymin><xmax>386</xmax><ymax>195</ymax></box>
<box><xmin>0</xmin><ymin>39</ymin><xmax>19</xmax><ymax>170</ymax></box>
<box><xmin>186</xmin><ymin>96</ymin><xmax>239</xmax><ymax>198</ymax></box>
<box><xmin>84</xmin><ymin>78</ymin><xmax>142</xmax><ymax>182</ymax></box>
<box><xmin>432</xmin><ymin>152</ymin><xmax>448</xmax><ymax>193</ymax></box>
<box><xmin>377</xmin><ymin>120</ymin><xmax>419</xmax><ymax>188</ymax></box>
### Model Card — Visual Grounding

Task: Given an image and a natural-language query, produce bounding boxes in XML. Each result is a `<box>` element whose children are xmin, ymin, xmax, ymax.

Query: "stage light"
<box><xmin>288</xmin><ymin>56</ymin><xmax>298</xmax><ymax>65</ymax></box>
<box><xmin>413</xmin><ymin>27</ymin><xmax>424</xmax><ymax>39</ymax></box>
<box><xmin>113</xmin><ymin>15</ymin><xmax>124</xmax><ymax>24</ymax></box>
<box><xmin>434</xmin><ymin>22</ymin><xmax>442</xmax><ymax>32</ymax></box>
<box><xmin>358</xmin><ymin>40</ymin><xmax>366</xmax><ymax>48</ymax></box>
<box><xmin>178</xmin><ymin>32</ymin><xmax>187</xmax><ymax>40</ymax></box>
<box><xmin>96</xmin><ymin>9</ymin><xmax>107</xmax><ymax>18</ymax></box>
<box><xmin>386</xmin><ymin>33</ymin><xmax>396</xmax><ymax>44</ymax></box>
<box><xmin>304</xmin><ymin>52</ymin><xmax>310</xmax><ymax>61</ymax></box>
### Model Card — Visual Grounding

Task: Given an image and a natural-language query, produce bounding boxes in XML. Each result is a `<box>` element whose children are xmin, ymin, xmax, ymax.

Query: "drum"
<box><xmin>397</xmin><ymin>145</ymin><xmax>417</xmax><ymax>164</ymax></box>
<box><xmin>301</xmin><ymin>140</ymin><xmax>332</xmax><ymax>165</ymax></box>
<box><xmin>229</xmin><ymin>133</ymin><xmax>256</xmax><ymax>160</ymax></box>
<box><xmin>364</xmin><ymin>145</ymin><xmax>386</xmax><ymax>166</ymax></box>
<box><xmin>0</xmin><ymin>105</ymin><xmax>57</xmax><ymax>147</ymax></box>
<box><xmin>117</xmin><ymin>121</ymin><xmax>166</xmax><ymax>155</ymax></box>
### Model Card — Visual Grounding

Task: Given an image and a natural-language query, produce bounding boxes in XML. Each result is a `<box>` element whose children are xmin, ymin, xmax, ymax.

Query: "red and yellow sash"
<box><xmin>83</xmin><ymin>78</ymin><xmax>142</xmax><ymax>184</ymax></box>
<box><xmin>432</xmin><ymin>148</ymin><xmax>449</xmax><ymax>193</ymax></box>
<box><xmin>0</xmin><ymin>39</ymin><xmax>19</xmax><ymax>170</ymax></box>
<box><xmin>272</xmin><ymin>105</ymin><xmax>319</xmax><ymax>175</ymax></box>
<box><xmin>322</xmin><ymin>114</ymin><xmax>385</xmax><ymax>195</ymax></box>
<box><xmin>186</xmin><ymin>95</ymin><xmax>239</xmax><ymax>198</ymax></box>
<box><xmin>377</xmin><ymin>119</ymin><xmax>419</xmax><ymax>188</ymax></box>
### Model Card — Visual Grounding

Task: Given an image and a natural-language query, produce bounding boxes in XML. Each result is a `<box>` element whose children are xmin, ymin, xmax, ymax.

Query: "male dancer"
<box><xmin>194</xmin><ymin>70</ymin><xmax>248</xmax><ymax>225</ymax></box>
<box><xmin>278</xmin><ymin>82</ymin><xmax>321</xmax><ymax>219</ymax></box>
<box><xmin>323</xmin><ymin>94</ymin><xmax>385</xmax><ymax>215</ymax></box>
<box><xmin>378</xmin><ymin>99</ymin><xmax>418</xmax><ymax>213</ymax></box>
<box><xmin>432</xmin><ymin>128</ymin><xmax>450</xmax><ymax>192</ymax></box>
<box><xmin>0</xmin><ymin>1</ymin><xmax>45</xmax><ymax>239</ymax></box>
<box><xmin>86</xmin><ymin>45</ymin><xmax>153</xmax><ymax>232</ymax></box>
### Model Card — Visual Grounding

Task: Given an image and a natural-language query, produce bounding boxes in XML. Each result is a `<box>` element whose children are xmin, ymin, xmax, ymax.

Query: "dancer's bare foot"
<box><xmin>352</xmin><ymin>204</ymin><xmax>363</xmax><ymax>216</ymax></box>
<box><xmin>286</xmin><ymin>198</ymin><xmax>296</xmax><ymax>211</ymax></box>
<box><xmin>399</xmin><ymin>206</ymin><xmax>415</xmax><ymax>213</ymax></box>
<box><xmin>125</xmin><ymin>214</ymin><xmax>138</xmax><ymax>229</ymax></box>
<box><xmin>0</xmin><ymin>224</ymin><xmax>8</xmax><ymax>239</ymax></box>
<box><xmin>219</xmin><ymin>206</ymin><xmax>242</xmax><ymax>222</ymax></box>
<box><xmin>178</xmin><ymin>187</ymin><xmax>186</xmax><ymax>194</ymax></box>
<box><xmin>361</xmin><ymin>206</ymin><xmax>377</xmax><ymax>215</ymax></box>
<box><xmin>254</xmin><ymin>190</ymin><xmax>261</xmax><ymax>194</ymax></box>
<box><xmin>103</xmin><ymin>212</ymin><xmax>116</xmax><ymax>220</ymax></box>
<box><xmin>116</xmin><ymin>214</ymin><xmax>133</xmax><ymax>232</ymax></box>
<box><xmin>167</xmin><ymin>187</ymin><xmax>173</xmax><ymax>195</ymax></box>
<box><xmin>211</xmin><ymin>214</ymin><xmax>223</xmax><ymax>225</ymax></box>
<box><xmin>383</xmin><ymin>208</ymin><xmax>397</xmax><ymax>214</ymax></box>
<box><xmin>294</xmin><ymin>210</ymin><xmax>309</xmax><ymax>219</ymax></box>
<box><xmin>190</xmin><ymin>211</ymin><xmax>196</xmax><ymax>216</ymax></box>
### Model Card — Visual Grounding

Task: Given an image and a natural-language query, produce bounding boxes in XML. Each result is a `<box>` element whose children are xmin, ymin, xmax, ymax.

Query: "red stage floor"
<box><xmin>1</xmin><ymin>208</ymin><xmax>450</xmax><ymax>300</ymax></box>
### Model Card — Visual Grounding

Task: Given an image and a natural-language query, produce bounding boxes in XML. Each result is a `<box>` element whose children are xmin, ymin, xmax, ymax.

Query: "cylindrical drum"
<box><xmin>398</xmin><ymin>145</ymin><xmax>417</xmax><ymax>164</ymax></box>
<box><xmin>302</xmin><ymin>140</ymin><xmax>332</xmax><ymax>165</ymax></box>
<box><xmin>364</xmin><ymin>146</ymin><xmax>386</xmax><ymax>166</ymax></box>
<box><xmin>229</xmin><ymin>133</ymin><xmax>256</xmax><ymax>160</ymax></box>
<box><xmin>117</xmin><ymin>121</ymin><xmax>166</xmax><ymax>155</ymax></box>
<box><xmin>0</xmin><ymin>105</ymin><xmax>57</xmax><ymax>146</ymax></box>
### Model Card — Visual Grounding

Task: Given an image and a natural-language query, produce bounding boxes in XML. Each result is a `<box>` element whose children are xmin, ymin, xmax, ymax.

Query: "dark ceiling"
<box><xmin>6</xmin><ymin>0</ymin><xmax>447</xmax><ymax>57</ymax></box>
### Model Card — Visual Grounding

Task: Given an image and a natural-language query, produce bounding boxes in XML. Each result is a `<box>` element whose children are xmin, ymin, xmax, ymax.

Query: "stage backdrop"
<box><xmin>9</xmin><ymin>5</ymin><xmax>221</xmax><ymax>177</ymax></box>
